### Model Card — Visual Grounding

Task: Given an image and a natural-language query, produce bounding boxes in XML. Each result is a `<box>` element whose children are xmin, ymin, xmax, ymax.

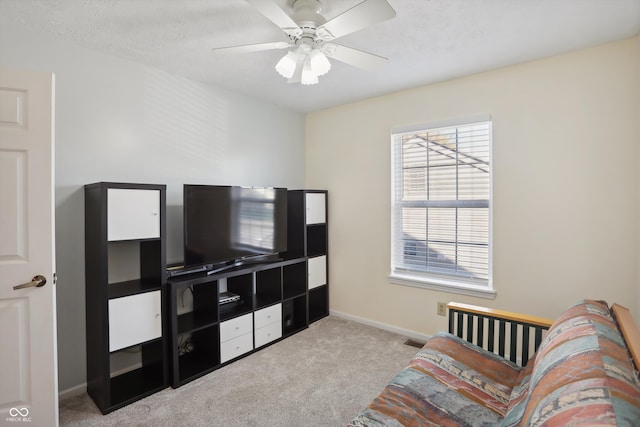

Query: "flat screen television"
<box><xmin>183</xmin><ymin>185</ymin><xmax>287</xmax><ymax>270</ymax></box>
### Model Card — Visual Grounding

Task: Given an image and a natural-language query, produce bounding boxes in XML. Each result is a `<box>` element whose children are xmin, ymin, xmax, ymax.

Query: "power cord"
<box><xmin>178</xmin><ymin>334</ymin><xmax>193</xmax><ymax>356</ymax></box>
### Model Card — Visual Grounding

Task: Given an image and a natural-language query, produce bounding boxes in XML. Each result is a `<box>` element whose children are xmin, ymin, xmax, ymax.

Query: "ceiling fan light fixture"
<box><xmin>275</xmin><ymin>50</ymin><xmax>299</xmax><ymax>78</ymax></box>
<box><xmin>309</xmin><ymin>48</ymin><xmax>331</xmax><ymax>76</ymax></box>
<box><xmin>301</xmin><ymin>60</ymin><xmax>319</xmax><ymax>85</ymax></box>
<box><xmin>236</xmin><ymin>0</ymin><xmax>395</xmax><ymax>85</ymax></box>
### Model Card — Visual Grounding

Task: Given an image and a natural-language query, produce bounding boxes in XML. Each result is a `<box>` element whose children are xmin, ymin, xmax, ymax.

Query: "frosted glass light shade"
<box><xmin>301</xmin><ymin>60</ymin><xmax>319</xmax><ymax>85</ymax></box>
<box><xmin>275</xmin><ymin>51</ymin><xmax>299</xmax><ymax>78</ymax></box>
<box><xmin>309</xmin><ymin>49</ymin><xmax>331</xmax><ymax>76</ymax></box>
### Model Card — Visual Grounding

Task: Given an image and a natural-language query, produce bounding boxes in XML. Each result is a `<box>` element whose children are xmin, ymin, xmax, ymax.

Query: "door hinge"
<box><xmin>53</xmin><ymin>273</ymin><xmax>57</xmax><ymax>285</ymax></box>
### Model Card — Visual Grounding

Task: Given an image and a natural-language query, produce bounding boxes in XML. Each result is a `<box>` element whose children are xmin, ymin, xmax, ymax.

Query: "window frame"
<box><xmin>389</xmin><ymin>116</ymin><xmax>495</xmax><ymax>299</ymax></box>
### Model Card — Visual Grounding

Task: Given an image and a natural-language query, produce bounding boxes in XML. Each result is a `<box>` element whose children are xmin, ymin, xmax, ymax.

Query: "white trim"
<box><xmin>329</xmin><ymin>309</ymin><xmax>432</xmax><ymax>343</ymax></box>
<box><xmin>58</xmin><ymin>383</ymin><xmax>86</xmax><ymax>401</ymax></box>
<box><xmin>391</xmin><ymin>114</ymin><xmax>492</xmax><ymax>135</ymax></box>
<box><xmin>389</xmin><ymin>273</ymin><xmax>497</xmax><ymax>299</ymax></box>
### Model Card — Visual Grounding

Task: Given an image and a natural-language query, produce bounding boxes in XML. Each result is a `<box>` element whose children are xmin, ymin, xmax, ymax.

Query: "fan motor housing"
<box><xmin>292</xmin><ymin>0</ymin><xmax>327</xmax><ymax>29</ymax></box>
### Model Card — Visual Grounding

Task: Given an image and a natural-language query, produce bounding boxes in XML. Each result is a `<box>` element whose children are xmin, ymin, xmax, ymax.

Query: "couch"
<box><xmin>349</xmin><ymin>300</ymin><xmax>640</xmax><ymax>426</ymax></box>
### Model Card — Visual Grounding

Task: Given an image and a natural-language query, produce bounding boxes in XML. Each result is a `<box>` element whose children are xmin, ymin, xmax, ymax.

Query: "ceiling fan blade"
<box><xmin>316</xmin><ymin>0</ymin><xmax>396</xmax><ymax>41</ymax></box>
<box><xmin>246</xmin><ymin>0</ymin><xmax>303</xmax><ymax>37</ymax></box>
<box><xmin>212</xmin><ymin>41</ymin><xmax>292</xmax><ymax>54</ymax></box>
<box><xmin>323</xmin><ymin>44</ymin><xmax>388</xmax><ymax>72</ymax></box>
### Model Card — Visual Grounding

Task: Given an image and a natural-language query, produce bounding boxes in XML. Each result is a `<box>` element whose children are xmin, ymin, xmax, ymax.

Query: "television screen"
<box><xmin>184</xmin><ymin>185</ymin><xmax>287</xmax><ymax>268</ymax></box>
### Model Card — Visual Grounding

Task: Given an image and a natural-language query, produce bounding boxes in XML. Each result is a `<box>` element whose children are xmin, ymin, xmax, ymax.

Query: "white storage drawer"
<box><xmin>220</xmin><ymin>332</ymin><xmax>253</xmax><ymax>363</ymax></box>
<box><xmin>108</xmin><ymin>291</ymin><xmax>161</xmax><ymax>352</ymax></box>
<box><xmin>107</xmin><ymin>188</ymin><xmax>160</xmax><ymax>241</ymax></box>
<box><xmin>308</xmin><ymin>255</ymin><xmax>327</xmax><ymax>290</ymax></box>
<box><xmin>254</xmin><ymin>304</ymin><xmax>281</xmax><ymax>329</ymax></box>
<box><xmin>305</xmin><ymin>193</ymin><xmax>326</xmax><ymax>225</ymax></box>
<box><xmin>255</xmin><ymin>320</ymin><xmax>282</xmax><ymax>348</ymax></box>
<box><xmin>220</xmin><ymin>313</ymin><xmax>253</xmax><ymax>342</ymax></box>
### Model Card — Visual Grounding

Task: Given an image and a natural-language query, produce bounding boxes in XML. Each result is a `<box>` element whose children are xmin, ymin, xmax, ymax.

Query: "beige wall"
<box><xmin>306</xmin><ymin>35</ymin><xmax>640</xmax><ymax>337</ymax></box>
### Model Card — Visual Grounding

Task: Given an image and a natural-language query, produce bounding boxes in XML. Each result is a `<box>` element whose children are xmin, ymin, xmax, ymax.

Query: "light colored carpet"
<box><xmin>60</xmin><ymin>316</ymin><xmax>421</xmax><ymax>426</ymax></box>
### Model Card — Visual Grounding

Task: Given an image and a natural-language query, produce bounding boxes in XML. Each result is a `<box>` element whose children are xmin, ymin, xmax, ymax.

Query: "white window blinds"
<box><xmin>391</xmin><ymin>120</ymin><xmax>491</xmax><ymax>288</ymax></box>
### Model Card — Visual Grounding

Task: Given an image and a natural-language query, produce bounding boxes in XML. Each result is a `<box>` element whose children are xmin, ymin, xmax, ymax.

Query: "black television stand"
<box><xmin>167</xmin><ymin>256</ymin><xmax>311</xmax><ymax>387</ymax></box>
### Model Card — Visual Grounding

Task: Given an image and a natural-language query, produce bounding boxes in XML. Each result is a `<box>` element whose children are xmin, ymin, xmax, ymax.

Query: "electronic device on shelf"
<box><xmin>218</xmin><ymin>291</ymin><xmax>241</xmax><ymax>305</ymax></box>
<box><xmin>166</xmin><ymin>263</ymin><xmax>212</xmax><ymax>278</ymax></box>
<box><xmin>183</xmin><ymin>185</ymin><xmax>288</xmax><ymax>274</ymax></box>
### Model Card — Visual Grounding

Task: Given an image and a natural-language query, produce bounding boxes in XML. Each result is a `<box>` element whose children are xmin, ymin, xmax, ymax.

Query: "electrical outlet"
<box><xmin>437</xmin><ymin>302</ymin><xmax>446</xmax><ymax>316</ymax></box>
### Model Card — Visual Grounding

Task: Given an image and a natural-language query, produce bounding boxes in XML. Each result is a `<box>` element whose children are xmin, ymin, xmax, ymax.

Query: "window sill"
<box><xmin>389</xmin><ymin>273</ymin><xmax>496</xmax><ymax>300</ymax></box>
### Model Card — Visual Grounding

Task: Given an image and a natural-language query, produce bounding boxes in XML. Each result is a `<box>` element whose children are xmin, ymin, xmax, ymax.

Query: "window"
<box><xmin>390</xmin><ymin>119</ymin><xmax>493</xmax><ymax>297</ymax></box>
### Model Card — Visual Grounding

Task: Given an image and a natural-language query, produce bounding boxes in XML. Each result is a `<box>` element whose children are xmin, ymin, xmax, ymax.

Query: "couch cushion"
<box><xmin>512</xmin><ymin>300</ymin><xmax>640</xmax><ymax>426</ymax></box>
<box><xmin>348</xmin><ymin>332</ymin><xmax>523</xmax><ymax>427</ymax></box>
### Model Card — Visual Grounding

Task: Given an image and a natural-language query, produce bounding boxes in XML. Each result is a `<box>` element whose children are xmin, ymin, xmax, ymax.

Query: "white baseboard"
<box><xmin>329</xmin><ymin>309</ymin><xmax>431</xmax><ymax>343</ymax></box>
<box><xmin>58</xmin><ymin>383</ymin><xmax>86</xmax><ymax>401</ymax></box>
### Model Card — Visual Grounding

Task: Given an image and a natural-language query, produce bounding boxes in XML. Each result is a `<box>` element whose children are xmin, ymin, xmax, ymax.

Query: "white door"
<box><xmin>0</xmin><ymin>67</ymin><xmax>58</xmax><ymax>426</ymax></box>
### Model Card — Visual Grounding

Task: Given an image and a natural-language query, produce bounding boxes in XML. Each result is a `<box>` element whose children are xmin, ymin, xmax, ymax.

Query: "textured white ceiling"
<box><xmin>1</xmin><ymin>0</ymin><xmax>639</xmax><ymax>112</ymax></box>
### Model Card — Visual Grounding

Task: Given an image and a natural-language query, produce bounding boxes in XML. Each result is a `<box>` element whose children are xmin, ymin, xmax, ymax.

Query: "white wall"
<box><xmin>0</xmin><ymin>22</ymin><xmax>305</xmax><ymax>393</ymax></box>
<box><xmin>306</xmin><ymin>36</ymin><xmax>640</xmax><ymax>336</ymax></box>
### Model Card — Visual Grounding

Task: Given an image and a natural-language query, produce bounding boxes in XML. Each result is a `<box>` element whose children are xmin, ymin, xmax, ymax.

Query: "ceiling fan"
<box><xmin>213</xmin><ymin>0</ymin><xmax>396</xmax><ymax>85</ymax></box>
